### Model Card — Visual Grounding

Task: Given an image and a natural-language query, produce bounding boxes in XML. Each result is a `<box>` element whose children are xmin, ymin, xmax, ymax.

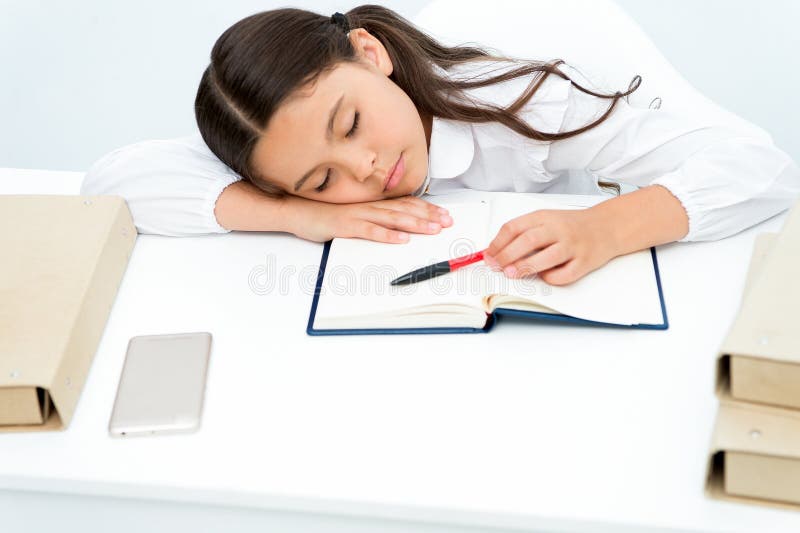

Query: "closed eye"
<box><xmin>315</xmin><ymin>112</ymin><xmax>359</xmax><ymax>193</ymax></box>
<box><xmin>315</xmin><ymin>170</ymin><xmax>331</xmax><ymax>193</ymax></box>
<box><xmin>346</xmin><ymin>111</ymin><xmax>359</xmax><ymax>138</ymax></box>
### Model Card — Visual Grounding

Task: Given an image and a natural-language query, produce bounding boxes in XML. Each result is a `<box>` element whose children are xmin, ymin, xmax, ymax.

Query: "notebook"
<box><xmin>307</xmin><ymin>191</ymin><xmax>668</xmax><ymax>335</ymax></box>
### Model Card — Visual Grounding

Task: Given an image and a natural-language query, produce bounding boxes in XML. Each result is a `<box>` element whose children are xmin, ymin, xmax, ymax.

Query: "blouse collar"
<box><xmin>413</xmin><ymin>116</ymin><xmax>476</xmax><ymax>197</ymax></box>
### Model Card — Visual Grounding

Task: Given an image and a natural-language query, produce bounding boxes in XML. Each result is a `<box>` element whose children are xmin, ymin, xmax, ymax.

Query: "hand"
<box><xmin>483</xmin><ymin>186</ymin><xmax>689</xmax><ymax>285</ymax></box>
<box><xmin>484</xmin><ymin>207</ymin><xmax>618</xmax><ymax>286</ymax></box>
<box><xmin>284</xmin><ymin>195</ymin><xmax>453</xmax><ymax>243</ymax></box>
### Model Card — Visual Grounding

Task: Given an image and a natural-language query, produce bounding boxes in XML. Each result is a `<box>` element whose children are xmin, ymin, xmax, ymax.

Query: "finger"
<box><xmin>375</xmin><ymin>197</ymin><xmax>452</xmax><ymax>227</ymax></box>
<box><xmin>507</xmin><ymin>243</ymin><xmax>571</xmax><ymax>278</ymax></box>
<box><xmin>343</xmin><ymin>220</ymin><xmax>410</xmax><ymax>244</ymax></box>
<box><xmin>412</xmin><ymin>197</ymin><xmax>452</xmax><ymax>222</ymax></box>
<box><xmin>485</xmin><ymin>212</ymin><xmax>543</xmax><ymax>258</ymax></box>
<box><xmin>406</xmin><ymin>198</ymin><xmax>453</xmax><ymax>227</ymax></box>
<box><xmin>538</xmin><ymin>259</ymin><xmax>584</xmax><ymax>286</ymax></box>
<box><xmin>490</xmin><ymin>225</ymin><xmax>556</xmax><ymax>268</ymax></box>
<box><xmin>396</xmin><ymin>195</ymin><xmax>449</xmax><ymax>213</ymax></box>
<box><xmin>368</xmin><ymin>207</ymin><xmax>444</xmax><ymax>235</ymax></box>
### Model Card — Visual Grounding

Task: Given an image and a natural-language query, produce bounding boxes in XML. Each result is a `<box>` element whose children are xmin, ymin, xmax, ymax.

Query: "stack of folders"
<box><xmin>706</xmin><ymin>200</ymin><xmax>800</xmax><ymax>509</ymax></box>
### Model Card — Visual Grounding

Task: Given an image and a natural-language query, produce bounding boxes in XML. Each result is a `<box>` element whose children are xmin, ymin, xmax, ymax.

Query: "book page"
<box><xmin>312</xmin><ymin>200</ymin><xmax>493</xmax><ymax>330</ymax></box>
<box><xmin>313</xmin><ymin>191</ymin><xmax>665</xmax><ymax>329</ymax></box>
<box><xmin>480</xmin><ymin>193</ymin><xmax>664</xmax><ymax>326</ymax></box>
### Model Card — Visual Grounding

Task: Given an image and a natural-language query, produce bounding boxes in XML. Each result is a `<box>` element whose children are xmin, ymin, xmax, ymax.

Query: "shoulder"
<box><xmin>86</xmin><ymin>133</ymin><xmax>240</xmax><ymax>180</ymax></box>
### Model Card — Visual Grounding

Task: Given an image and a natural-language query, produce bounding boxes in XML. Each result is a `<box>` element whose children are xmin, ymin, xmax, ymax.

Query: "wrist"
<box><xmin>277</xmin><ymin>195</ymin><xmax>339</xmax><ymax>242</ymax></box>
<box><xmin>592</xmin><ymin>185</ymin><xmax>689</xmax><ymax>256</ymax></box>
<box><xmin>274</xmin><ymin>194</ymin><xmax>301</xmax><ymax>235</ymax></box>
<box><xmin>584</xmin><ymin>205</ymin><xmax>626</xmax><ymax>261</ymax></box>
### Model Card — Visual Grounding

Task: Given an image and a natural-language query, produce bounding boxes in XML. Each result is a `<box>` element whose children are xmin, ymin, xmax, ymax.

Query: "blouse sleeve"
<box><xmin>543</xmin><ymin>80</ymin><xmax>800</xmax><ymax>242</ymax></box>
<box><xmin>79</xmin><ymin>133</ymin><xmax>243</xmax><ymax>236</ymax></box>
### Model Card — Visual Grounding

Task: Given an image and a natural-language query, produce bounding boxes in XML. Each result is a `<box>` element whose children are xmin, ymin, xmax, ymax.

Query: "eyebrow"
<box><xmin>293</xmin><ymin>93</ymin><xmax>344</xmax><ymax>192</ymax></box>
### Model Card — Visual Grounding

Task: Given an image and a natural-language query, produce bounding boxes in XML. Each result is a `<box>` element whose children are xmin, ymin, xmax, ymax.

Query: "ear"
<box><xmin>348</xmin><ymin>28</ymin><xmax>393</xmax><ymax>77</ymax></box>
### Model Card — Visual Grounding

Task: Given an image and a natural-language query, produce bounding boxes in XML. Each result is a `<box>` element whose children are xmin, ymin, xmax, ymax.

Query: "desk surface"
<box><xmin>2</xmin><ymin>167</ymin><xmax>799</xmax><ymax>533</ymax></box>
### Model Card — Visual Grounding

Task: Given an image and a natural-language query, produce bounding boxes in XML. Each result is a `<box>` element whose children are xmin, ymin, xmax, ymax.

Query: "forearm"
<box><xmin>213</xmin><ymin>179</ymin><xmax>452</xmax><ymax>243</ymax></box>
<box><xmin>593</xmin><ymin>184</ymin><xmax>689</xmax><ymax>256</ymax></box>
<box><xmin>213</xmin><ymin>180</ymin><xmax>293</xmax><ymax>232</ymax></box>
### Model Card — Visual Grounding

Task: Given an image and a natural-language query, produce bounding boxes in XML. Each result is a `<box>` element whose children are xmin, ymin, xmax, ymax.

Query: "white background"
<box><xmin>1</xmin><ymin>0</ymin><xmax>798</xmax><ymax>172</ymax></box>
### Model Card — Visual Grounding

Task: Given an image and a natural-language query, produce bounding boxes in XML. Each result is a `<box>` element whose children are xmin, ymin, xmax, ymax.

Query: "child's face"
<box><xmin>250</xmin><ymin>50</ymin><xmax>431</xmax><ymax>203</ymax></box>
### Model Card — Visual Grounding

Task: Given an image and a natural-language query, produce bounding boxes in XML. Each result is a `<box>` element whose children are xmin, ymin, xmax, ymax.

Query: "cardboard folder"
<box><xmin>706</xmin><ymin>396</ymin><xmax>800</xmax><ymax>509</ymax></box>
<box><xmin>0</xmin><ymin>195</ymin><xmax>136</xmax><ymax>431</ymax></box>
<box><xmin>707</xmin><ymin>202</ymin><xmax>800</xmax><ymax>508</ymax></box>
<box><xmin>716</xmin><ymin>201</ymin><xmax>800</xmax><ymax>410</ymax></box>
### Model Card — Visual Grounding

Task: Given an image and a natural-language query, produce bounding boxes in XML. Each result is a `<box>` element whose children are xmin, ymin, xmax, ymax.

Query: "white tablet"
<box><xmin>108</xmin><ymin>332</ymin><xmax>211</xmax><ymax>437</ymax></box>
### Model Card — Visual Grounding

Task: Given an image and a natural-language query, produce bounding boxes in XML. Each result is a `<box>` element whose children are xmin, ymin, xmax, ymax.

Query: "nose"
<box><xmin>340</xmin><ymin>145</ymin><xmax>377</xmax><ymax>184</ymax></box>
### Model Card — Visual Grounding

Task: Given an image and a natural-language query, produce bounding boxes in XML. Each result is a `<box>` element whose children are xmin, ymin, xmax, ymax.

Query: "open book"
<box><xmin>308</xmin><ymin>191</ymin><xmax>667</xmax><ymax>335</ymax></box>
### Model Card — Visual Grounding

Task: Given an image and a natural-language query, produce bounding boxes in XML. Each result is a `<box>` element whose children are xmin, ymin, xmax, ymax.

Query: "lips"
<box><xmin>383</xmin><ymin>154</ymin><xmax>404</xmax><ymax>192</ymax></box>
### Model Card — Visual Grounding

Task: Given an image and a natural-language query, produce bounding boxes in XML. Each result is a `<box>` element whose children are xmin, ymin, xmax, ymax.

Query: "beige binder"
<box><xmin>716</xmin><ymin>201</ymin><xmax>800</xmax><ymax>410</ymax></box>
<box><xmin>706</xmin><ymin>396</ymin><xmax>800</xmax><ymax>509</ymax></box>
<box><xmin>707</xmin><ymin>201</ymin><xmax>800</xmax><ymax>508</ymax></box>
<box><xmin>0</xmin><ymin>195</ymin><xmax>136</xmax><ymax>431</ymax></box>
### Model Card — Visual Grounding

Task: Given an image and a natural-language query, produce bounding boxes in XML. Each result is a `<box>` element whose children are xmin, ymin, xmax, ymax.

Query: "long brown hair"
<box><xmin>195</xmin><ymin>4</ymin><xmax>641</xmax><ymax>197</ymax></box>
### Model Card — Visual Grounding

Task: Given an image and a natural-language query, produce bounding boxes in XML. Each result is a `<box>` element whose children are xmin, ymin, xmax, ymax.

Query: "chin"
<box><xmin>386</xmin><ymin>183</ymin><xmax>418</xmax><ymax>199</ymax></box>
<box><xmin>384</xmin><ymin>190</ymin><xmax>407</xmax><ymax>200</ymax></box>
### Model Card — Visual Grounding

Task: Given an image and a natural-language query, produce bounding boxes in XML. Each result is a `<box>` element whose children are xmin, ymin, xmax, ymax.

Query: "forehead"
<box><xmin>275</xmin><ymin>61</ymin><xmax>370</xmax><ymax>122</ymax></box>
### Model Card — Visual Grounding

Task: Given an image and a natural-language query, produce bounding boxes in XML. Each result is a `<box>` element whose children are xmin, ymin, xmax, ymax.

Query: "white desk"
<box><xmin>2</xmin><ymin>167</ymin><xmax>799</xmax><ymax>533</ymax></box>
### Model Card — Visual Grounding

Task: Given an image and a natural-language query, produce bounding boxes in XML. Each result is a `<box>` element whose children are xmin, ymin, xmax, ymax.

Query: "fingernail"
<box><xmin>504</xmin><ymin>265</ymin><xmax>518</xmax><ymax>278</ymax></box>
<box><xmin>484</xmin><ymin>255</ymin><xmax>502</xmax><ymax>271</ymax></box>
<box><xmin>397</xmin><ymin>232</ymin><xmax>409</xmax><ymax>241</ymax></box>
<box><xmin>438</xmin><ymin>207</ymin><xmax>449</xmax><ymax>214</ymax></box>
<box><xmin>428</xmin><ymin>222</ymin><xmax>441</xmax><ymax>232</ymax></box>
<box><xmin>440</xmin><ymin>214</ymin><xmax>453</xmax><ymax>226</ymax></box>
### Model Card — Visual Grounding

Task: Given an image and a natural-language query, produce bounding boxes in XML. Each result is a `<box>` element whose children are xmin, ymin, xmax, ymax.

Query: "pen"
<box><xmin>390</xmin><ymin>250</ymin><xmax>486</xmax><ymax>286</ymax></box>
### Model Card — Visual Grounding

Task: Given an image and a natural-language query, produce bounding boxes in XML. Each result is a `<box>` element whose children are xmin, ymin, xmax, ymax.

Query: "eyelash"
<box><xmin>315</xmin><ymin>112</ymin><xmax>360</xmax><ymax>193</ymax></box>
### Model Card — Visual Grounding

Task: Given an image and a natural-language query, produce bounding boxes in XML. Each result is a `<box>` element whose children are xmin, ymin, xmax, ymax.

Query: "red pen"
<box><xmin>390</xmin><ymin>250</ymin><xmax>486</xmax><ymax>286</ymax></box>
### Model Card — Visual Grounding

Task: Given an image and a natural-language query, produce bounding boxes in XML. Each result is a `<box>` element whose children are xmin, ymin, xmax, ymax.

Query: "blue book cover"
<box><xmin>306</xmin><ymin>193</ymin><xmax>669</xmax><ymax>336</ymax></box>
<box><xmin>307</xmin><ymin>242</ymin><xmax>668</xmax><ymax>336</ymax></box>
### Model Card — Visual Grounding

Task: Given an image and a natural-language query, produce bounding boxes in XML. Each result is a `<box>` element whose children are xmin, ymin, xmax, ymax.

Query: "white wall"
<box><xmin>615</xmin><ymin>0</ymin><xmax>800</xmax><ymax>163</ymax></box>
<box><xmin>1</xmin><ymin>0</ymin><xmax>797</xmax><ymax>171</ymax></box>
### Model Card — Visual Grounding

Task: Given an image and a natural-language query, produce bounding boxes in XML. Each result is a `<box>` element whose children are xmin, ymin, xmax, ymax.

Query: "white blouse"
<box><xmin>80</xmin><ymin>61</ymin><xmax>800</xmax><ymax>241</ymax></box>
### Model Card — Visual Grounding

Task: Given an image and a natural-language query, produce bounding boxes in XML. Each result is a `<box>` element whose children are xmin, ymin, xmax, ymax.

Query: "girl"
<box><xmin>83</xmin><ymin>5</ymin><xmax>800</xmax><ymax>285</ymax></box>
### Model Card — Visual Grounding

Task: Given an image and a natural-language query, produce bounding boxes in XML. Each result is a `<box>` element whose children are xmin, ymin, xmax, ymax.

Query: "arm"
<box><xmin>486</xmin><ymin>77</ymin><xmax>800</xmax><ymax>284</ymax></box>
<box><xmin>80</xmin><ymin>134</ymin><xmax>244</xmax><ymax>236</ymax></box>
<box><xmin>215</xmin><ymin>179</ymin><xmax>452</xmax><ymax>243</ymax></box>
<box><xmin>596</xmin><ymin>184</ymin><xmax>689</xmax><ymax>253</ymax></box>
<box><xmin>544</xmin><ymin>82</ymin><xmax>800</xmax><ymax>243</ymax></box>
<box><xmin>81</xmin><ymin>134</ymin><xmax>451</xmax><ymax>241</ymax></box>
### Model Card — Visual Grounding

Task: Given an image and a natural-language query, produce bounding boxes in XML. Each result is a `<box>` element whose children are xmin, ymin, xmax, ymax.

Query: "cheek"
<box><xmin>379</xmin><ymin>82</ymin><xmax>418</xmax><ymax>137</ymax></box>
<box><xmin>305</xmin><ymin>182</ymin><xmax>383</xmax><ymax>204</ymax></box>
<box><xmin>333</xmin><ymin>183</ymin><xmax>383</xmax><ymax>203</ymax></box>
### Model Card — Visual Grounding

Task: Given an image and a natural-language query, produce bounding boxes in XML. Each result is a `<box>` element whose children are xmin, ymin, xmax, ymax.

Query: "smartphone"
<box><xmin>108</xmin><ymin>332</ymin><xmax>211</xmax><ymax>437</ymax></box>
